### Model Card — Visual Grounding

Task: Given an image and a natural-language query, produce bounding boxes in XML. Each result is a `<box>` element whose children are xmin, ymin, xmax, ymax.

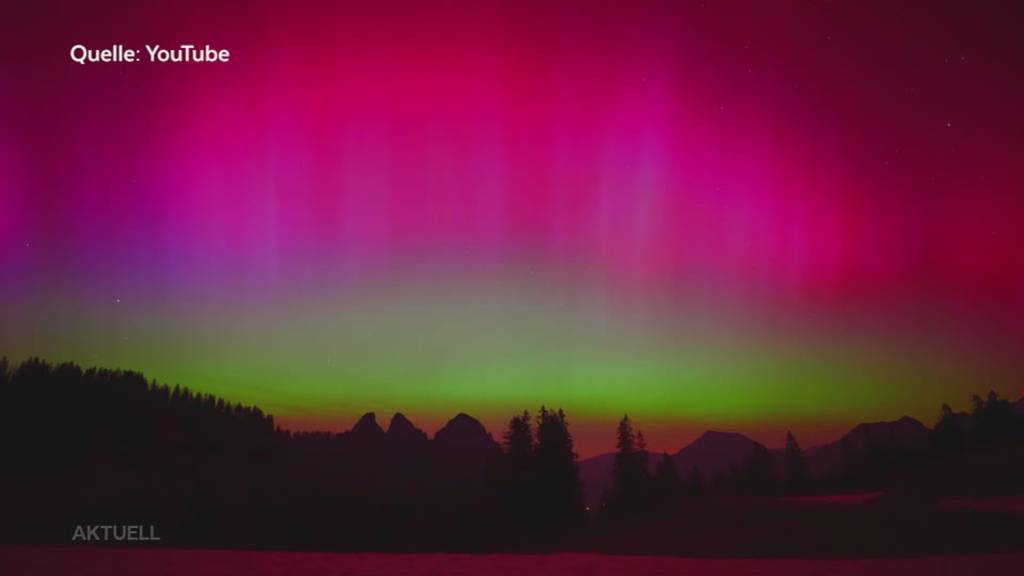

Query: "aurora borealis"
<box><xmin>2</xmin><ymin>1</ymin><xmax>1023</xmax><ymax>456</ymax></box>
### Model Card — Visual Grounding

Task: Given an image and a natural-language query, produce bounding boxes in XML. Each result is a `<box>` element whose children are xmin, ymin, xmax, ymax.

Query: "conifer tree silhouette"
<box><xmin>740</xmin><ymin>443</ymin><xmax>774</xmax><ymax>496</ymax></box>
<box><xmin>973</xmin><ymin>391</ymin><xmax>1015</xmax><ymax>444</ymax></box>
<box><xmin>496</xmin><ymin>410</ymin><xmax>538</xmax><ymax>536</ymax></box>
<box><xmin>534</xmin><ymin>407</ymin><xmax>584</xmax><ymax>532</ymax></box>
<box><xmin>652</xmin><ymin>452</ymin><xmax>683</xmax><ymax>512</ymax></box>
<box><xmin>605</xmin><ymin>415</ymin><xmax>650</xmax><ymax>518</ymax></box>
<box><xmin>784</xmin><ymin>431</ymin><xmax>808</xmax><ymax>494</ymax></box>
<box><xmin>503</xmin><ymin>410</ymin><xmax>534</xmax><ymax>460</ymax></box>
<box><xmin>933</xmin><ymin>402</ymin><xmax>964</xmax><ymax>454</ymax></box>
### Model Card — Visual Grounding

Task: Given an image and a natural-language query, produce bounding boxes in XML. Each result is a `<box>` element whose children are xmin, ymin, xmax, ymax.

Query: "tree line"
<box><xmin>1</xmin><ymin>357</ymin><xmax>1022</xmax><ymax>555</ymax></box>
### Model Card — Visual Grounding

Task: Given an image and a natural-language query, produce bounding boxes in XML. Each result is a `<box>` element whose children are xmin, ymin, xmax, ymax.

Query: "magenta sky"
<box><xmin>2</xmin><ymin>1</ymin><xmax>1023</xmax><ymax>455</ymax></box>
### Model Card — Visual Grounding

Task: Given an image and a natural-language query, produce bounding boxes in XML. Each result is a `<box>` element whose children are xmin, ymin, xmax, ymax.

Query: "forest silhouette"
<box><xmin>1</xmin><ymin>357</ymin><xmax>1023</xmax><ymax>556</ymax></box>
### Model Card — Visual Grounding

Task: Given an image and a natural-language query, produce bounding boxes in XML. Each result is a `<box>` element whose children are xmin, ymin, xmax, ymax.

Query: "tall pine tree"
<box><xmin>535</xmin><ymin>407</ymin><xmax>584</xmax><ymax>531</ymax></box>
<box><xmin>605</xmin><ymin>415</ymin><xmax>651</xmax><ymax>518</ymax></box>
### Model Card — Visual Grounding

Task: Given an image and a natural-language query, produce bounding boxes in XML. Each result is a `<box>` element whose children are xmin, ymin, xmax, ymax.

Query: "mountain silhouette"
<box><xmin>428</xmin><ymin>413</ymin><xmax>499</xmax><ymax>497</ymax></box>
<box><xmin>842</xmin><ymin>416</ymin><xmax>929</xmax><ymax>450</ymax></box>
<box><xmin>433</xmin><ymin>412</ymin><xmax>497</xmax><ymax>450</ymax></box>
<box><xmin>674</xmin><ymin>430</ymin><xmax>765</xmax><ymax>479</ymax></box>
<box><xmin>579</xmin><ymin>420</ymin><xmax>938</xmax><ymax>505</ymax></box>
<box><xmin>387</xmin><ymin>412</ymin><xmax>428</xmax><ymax>445</ymax></box>
<box><xmin>578</xmin><ymin>430</ymin><xmax>765</xmax><ymax>507</ymax></box>
<box><xmin>348</xmin><ymin>412</ymin><xmax>387</xmax><ymax>441</ymax></box>
<box><xmin>802</xmin><ymin>416</ymin><xmax>929</xmax><ymax>478</ymax></box>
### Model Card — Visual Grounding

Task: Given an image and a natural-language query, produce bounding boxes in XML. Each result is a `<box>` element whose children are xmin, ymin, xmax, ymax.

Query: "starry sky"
<box><xmin>2</xmin><ymin>1</ymin><xmax>1023</xmax><ymax>456</ymax></box>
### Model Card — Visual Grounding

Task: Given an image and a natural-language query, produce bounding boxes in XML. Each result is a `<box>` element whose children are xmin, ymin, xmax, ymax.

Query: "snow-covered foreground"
<box><xmin>2</xmin><ymin>548</ymin><xmax>1023</xmax><ymax>576</ymax></box>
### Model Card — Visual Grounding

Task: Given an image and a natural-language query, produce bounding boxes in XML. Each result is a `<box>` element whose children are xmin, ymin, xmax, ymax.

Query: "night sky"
<box><xmin>3</xmin><ymin>1</ymin><xmax>1023</xmax><ymax>456</ymax></box>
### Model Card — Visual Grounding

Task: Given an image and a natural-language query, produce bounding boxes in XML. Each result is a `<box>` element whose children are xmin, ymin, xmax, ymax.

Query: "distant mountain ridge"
<box><xmin>281</xmin><ymin>405</ymin><xmax>1010</xmax><ymax>510</ymax></box>
<box><xmin>387</xmin><ymin>412</ymin><xmax>428</xmax><ymax>444</ymax></box>
<box><xmin>334</xmin><ymin>411</ymin><xmax>942</xmax><ymax>509</ymax></box>
<box><xmin>347</xmin><ymin>412</ymin><xmax>387</xmax><ymax>442</ymax></box>
<box><xmin>675</xmin><ymin>430</ymin><xmax>765</xmax><ymax>479</ymax></box>
<box><xmin>800</xmin><ymin>416</ymin><xmax>930</xmax><ymax>478</ymax></box>
<box><xmin>334</xmin><ymin>411</ymin><xmax>497</xmax><ymax>454</ymax></box>
<box><xmin>578</xmin><ymin>416</ymin><xmax>934</xmax><ymax>507</ymax></box>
